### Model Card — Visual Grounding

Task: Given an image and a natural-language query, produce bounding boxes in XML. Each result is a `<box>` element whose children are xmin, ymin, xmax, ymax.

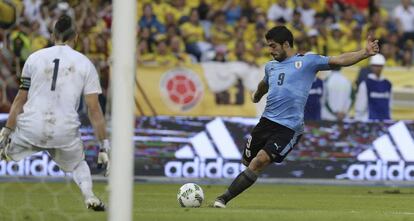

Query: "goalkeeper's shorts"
<box><xmin>5</xmin><ymin>128</ymin><xmax>85</xmax><ymax>172</ymax></box>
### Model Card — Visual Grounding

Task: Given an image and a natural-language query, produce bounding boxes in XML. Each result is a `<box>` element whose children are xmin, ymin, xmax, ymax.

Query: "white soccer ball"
<box><xmin>177</xmin><ymin>183</ymin><xmax>204</xmax><ymax>208</ymax></box>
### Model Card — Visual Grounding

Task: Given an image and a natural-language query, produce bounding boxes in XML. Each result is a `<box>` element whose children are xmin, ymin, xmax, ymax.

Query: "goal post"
<box><xmin>109</xmin><ymin>0</ymin><xmax>137</xmax><ymax>220</ymax></box>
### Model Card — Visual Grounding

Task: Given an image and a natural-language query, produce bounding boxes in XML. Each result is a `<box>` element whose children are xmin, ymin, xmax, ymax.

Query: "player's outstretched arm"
<box><xmin>252</xmin><ymin>80</ymin><xmax>269</xmax><ymax>103</ymax></box>
<box><xmin>329</xmin><ymin>35</ymin><xmax>379</xmax><ymax>67</ymax></box>
<box><xmin>85</xmin><ymin>93</ymin><xmax>110</xmax><ymax>176</ymax></box>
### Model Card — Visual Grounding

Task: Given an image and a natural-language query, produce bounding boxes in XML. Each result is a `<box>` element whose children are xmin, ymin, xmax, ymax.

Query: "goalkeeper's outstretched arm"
<box><xmin>85</xmin><ymin>93</ymin><xmax>110</xmax><ymax>175</ymax></box>
<box><xmin>5</xmin><ymin>90</ymin><xmax>28</xmax><ymax>130</ymax></box>
<box><xmin>85</xmin><ymin>93</ymin><xmax>107</xmax><ymax>143</ymax></box>
<box><xmin>0</xmin><ymin>90</ymin><xmax>28</xmax><ymax>149</ymax></box>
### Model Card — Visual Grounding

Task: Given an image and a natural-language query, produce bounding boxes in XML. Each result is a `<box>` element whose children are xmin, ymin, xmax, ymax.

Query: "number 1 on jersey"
<box><xmin>51</xmin><ymin>59</ymin><xmax>60</xmax><ymax>91</ymax></box>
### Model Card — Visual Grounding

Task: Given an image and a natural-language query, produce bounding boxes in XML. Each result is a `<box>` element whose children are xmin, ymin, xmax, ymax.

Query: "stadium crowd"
<box><xmin>135</xmin><ymin>0</ymin><xmax>414</xmax><ymax>67</ymax></box>
<box><xmin>0</xmin><ymin>0</ymin><xmax>412</xmax><ymax>119</ymax></box>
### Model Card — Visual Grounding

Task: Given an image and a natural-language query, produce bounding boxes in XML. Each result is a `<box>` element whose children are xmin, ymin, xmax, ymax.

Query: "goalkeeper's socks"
<box><xmin>73</xmin><ymin>160</ymin><xmax>95</xmax><ymax>199</ymax></box>
<box><xmin>218</xmin><ymin>168</ymin><xmax>258</xmax><ymax>204</ymax></box>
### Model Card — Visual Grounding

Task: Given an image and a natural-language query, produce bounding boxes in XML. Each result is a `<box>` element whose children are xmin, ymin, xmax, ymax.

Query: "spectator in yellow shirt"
<box><xmin>381</xmin><ymin>42</ymin><xmax>399</xmax><ymax>67</ymax></box>
<box><xmin>308</xmin><ymin>28</ymin><xmax>326</xmax><ymax>55</ymax></box>
<box><xmin>29</xmin><ymin>21</ymin><xmax>49</xmax><ymax>52</ymax></box>
<box><xmin>154</xmin><ymin>39</ymin><xmax>177</xmax><ymax>66</ymax></box>
<box><xmin>210</xmin><ymin>11</ymin><xmax>233</xmax><ymax>47</ymax></box>
<box><xmin>166</xmin><ymin>25</ymin><xmax>183</xmax><ymax>49</ymax></box>
<box><xmin>285</xmin><ymin>10</ymin><xmax>307</xmax><ymax>39</ymax></box>
<box><xmin>361</xmin><ymin>10</ymin><xmax>387</xmax><ymax>40</ymax></box>
<box><xmin>338</xmin><ymin>6</ymin><xmax>358</xmax><ymax>37</ymax></box>
<box><xmin>180</xmin><ymin>8</ymin><xmax>205</xmax><ymax>61</ymax></box>
<box><xmin>343</xmin><ymin>26</ymin><xmax>363</xmax><ymax>52</ymax></box>
<box><xmin>228</xmin><ymin>40</ymin><xmax>251</xmax><ymax>62</ymax></box>
<box><xmin>168</xmin><ymin>0</ymin><xmax>192</xmax><ymax>24</ymax></box>
<box><xmin>170</xmin><ymin>36</ymin><xmax>193</xmax><ymax>65</ymax></box>
<box><xmin>253</xmin><ymin>23</ymin><xmax>267</xmax><ymax>46</ymax></box>
<box><xmin>137</xmin><ymin>40</ymin><xmax>155</xmax><ymax>65</ymax></box>
<box><xmin>249</xmin><ymin>41</ymin><xmax>268</xmax><ymax>66</ymax></box>
<box><xmin>326</xmin><ymin>24</ymin><xmax>347</xmax><ymax>56</ymax></box>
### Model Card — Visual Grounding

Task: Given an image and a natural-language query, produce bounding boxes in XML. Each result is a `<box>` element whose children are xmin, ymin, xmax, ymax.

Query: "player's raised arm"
<box><xmin>329</xmin><ymin>35</ymin><xmax>379</xmax><ymax>66</ymax></box>
<box><xmin>252</xmin><ymin>80</ymin><xmax>269</xmax><ymax>103</ymax></box>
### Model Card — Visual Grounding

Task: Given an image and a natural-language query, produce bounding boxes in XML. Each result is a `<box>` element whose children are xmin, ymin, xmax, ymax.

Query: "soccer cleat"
<box><xmin>213</xmin><ymin>198</ymin><xmax>226</xmax><ymax>208</ymax></box>
<box><xmin>85</xmin><ymin>196</ymin><xmax>106</xmax><ymax>211</ymax></box>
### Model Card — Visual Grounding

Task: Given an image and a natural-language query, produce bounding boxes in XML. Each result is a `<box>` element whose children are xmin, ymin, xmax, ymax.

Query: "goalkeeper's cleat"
<box><xmin>85</xmin><ymin>196</ymin><xmax>106</xmax><ymax>211</ymax></box>
<box><xmin>213</xmin><ymin>198</ymin><xmax>226</xmax><ymax>208</ymax></box>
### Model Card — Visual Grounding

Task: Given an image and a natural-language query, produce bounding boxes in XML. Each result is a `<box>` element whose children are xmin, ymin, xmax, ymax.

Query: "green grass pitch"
<box><xmin>0</xmin><ymin>182</ymin><xmax>414</xmax><ymax>221</ymax></box>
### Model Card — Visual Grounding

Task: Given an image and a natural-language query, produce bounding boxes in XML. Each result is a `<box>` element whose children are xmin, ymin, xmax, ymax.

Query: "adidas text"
<box><xmin>347</xmin><ymin>160</ymin><xmax>414</xmax><ymax>181</ymax></box>
<box><xmin>0</xmin><ymin>152</ymin><xmax>65</xmax><ymax>176</ymax></box>
<box><xmin>165</xmin><ymin>157</ymin><xmax>245</xmax><ymax>178</ymax></box>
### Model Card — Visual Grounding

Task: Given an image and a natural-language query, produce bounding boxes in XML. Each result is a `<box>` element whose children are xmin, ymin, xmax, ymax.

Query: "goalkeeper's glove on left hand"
<box><xmin>0</xmin><ymin>127</ymin><xmax>12</xmax><ymax>150</ymax></box>
<box><xmin>98</xmin><ymin>139</ymin><xmax>110</xmax><ymax>177</ymax></box>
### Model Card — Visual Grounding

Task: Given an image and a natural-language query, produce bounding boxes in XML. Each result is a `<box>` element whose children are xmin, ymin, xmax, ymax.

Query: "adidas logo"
<box><xmin>338</xmin><ymin>121</ymin><xmax>414</xmax><ymax>181</ymax></box>
<box><xmin>164</xmin><ymin>118</ymin><xmax>245</xmax><ymax>178</ymax></box>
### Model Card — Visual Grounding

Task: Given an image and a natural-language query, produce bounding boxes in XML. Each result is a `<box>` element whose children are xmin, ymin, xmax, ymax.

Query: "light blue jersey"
<box><xmin>262</xmin><ymin>54</ymin><xmax>331</xmax><ymax>133</ymax></box>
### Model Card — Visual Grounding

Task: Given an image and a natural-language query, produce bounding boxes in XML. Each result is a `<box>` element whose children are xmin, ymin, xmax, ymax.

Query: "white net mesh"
<box><xmin>0</xmin><ymin>129</ymin><xmax>109</xmax><ymax>221</ymax></box>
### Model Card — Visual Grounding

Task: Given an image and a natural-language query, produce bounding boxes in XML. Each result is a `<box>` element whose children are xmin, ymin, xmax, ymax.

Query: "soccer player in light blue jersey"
<box><xmin>214</xmin><ymin>26</ymin><xmax>379</xmax><ymax>208</ymax></box>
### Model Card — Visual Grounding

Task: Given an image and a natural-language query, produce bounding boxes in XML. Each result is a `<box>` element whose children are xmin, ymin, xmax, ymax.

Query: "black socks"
<box><xmin>218</xmin><ymin>168</ymin><xmax>258</xmax><ymax>204</ymax></box>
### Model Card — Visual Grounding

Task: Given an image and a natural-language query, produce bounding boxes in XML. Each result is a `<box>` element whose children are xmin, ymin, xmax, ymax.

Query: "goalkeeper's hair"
<box><xmin>265</xmin><ymin>26</ymin><xmax>294</xmax><ymax>47</ymax></box>
<box><xmin>53</xmin><ymin>14</ymin><xmax>76</xmax><ymax>42</ymax></box>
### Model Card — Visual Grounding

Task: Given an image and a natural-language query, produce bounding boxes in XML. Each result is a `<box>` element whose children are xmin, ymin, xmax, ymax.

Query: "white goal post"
<box><xmin>109</xmin><ymin>0</ymin><xmax>136</xmax><ymax>220</ymax></box>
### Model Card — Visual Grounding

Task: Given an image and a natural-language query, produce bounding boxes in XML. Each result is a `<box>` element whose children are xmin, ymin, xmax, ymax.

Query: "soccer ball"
<box><xmin>177</xmin><ymin>183</ymin><xmax>204</xmax><ymax>208</ymax></box>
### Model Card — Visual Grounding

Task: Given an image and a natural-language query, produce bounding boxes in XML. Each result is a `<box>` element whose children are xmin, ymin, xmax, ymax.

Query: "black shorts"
<box><xmin>243</xmin><ymin>117</ymin><xmax>302</xmax><ymax>163</ymax></box>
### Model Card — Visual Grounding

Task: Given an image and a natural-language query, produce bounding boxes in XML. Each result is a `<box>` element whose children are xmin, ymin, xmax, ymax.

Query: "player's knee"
<box><xmin>249</xmin><ymin>151</ymin><xmax>271</xmax><ymax>172</ymax></box>
<box><xmin>257</xmin><ymin>150</ymin><xmax>271</xmax><ymax>164</ymax></box>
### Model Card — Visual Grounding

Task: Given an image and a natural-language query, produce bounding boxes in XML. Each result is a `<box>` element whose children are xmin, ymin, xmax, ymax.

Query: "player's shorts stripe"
<box><xmin>280</xmin><ymin>132</ymin><xmax>300</xmax><ymax>156</ymax></box>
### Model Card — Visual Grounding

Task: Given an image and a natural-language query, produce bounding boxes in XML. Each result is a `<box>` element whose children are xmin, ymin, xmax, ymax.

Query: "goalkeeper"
<box><xmin>0</xmin><ymin>15</ymin><xmax>109</xmax><ymax>211</ymax></box>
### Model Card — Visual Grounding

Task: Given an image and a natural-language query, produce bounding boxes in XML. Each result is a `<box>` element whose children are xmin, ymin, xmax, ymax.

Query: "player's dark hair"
<box><xmin>53</xmin><ymin>14</ymin><xmax>76</xmax><ymax>42</ymax></box>
<box><xmin>265</xmin><ymin>26</ymin><xmax>294</xmax><ymax>47</ymax></box>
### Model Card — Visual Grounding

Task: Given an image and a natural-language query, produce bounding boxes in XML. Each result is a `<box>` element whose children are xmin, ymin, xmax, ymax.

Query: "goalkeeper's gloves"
<box><xmin>97</xmin><ymin>139</ymin><xmax>110</xmax><ymax>177</ymax></box>
<box><xmin>0</xmin><ymin>127</ymin><xmax>12</xmax><ymax>150</ymax></box>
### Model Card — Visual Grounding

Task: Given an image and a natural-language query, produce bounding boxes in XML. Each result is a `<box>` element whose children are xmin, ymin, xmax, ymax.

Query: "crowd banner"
<box><xmin>137</xmin><ymin>64</ymin><xmax>414</xmax><ymax>119</ymax></box>
<box><xmin>201</xmin><ymin>61</ymin><xmax>263</xmax><ymax>92</ymax></box>
<box><xmin>136</xmin><ymin>63</ymin><xmax>259</xmax><ymax>117</ymax></box>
